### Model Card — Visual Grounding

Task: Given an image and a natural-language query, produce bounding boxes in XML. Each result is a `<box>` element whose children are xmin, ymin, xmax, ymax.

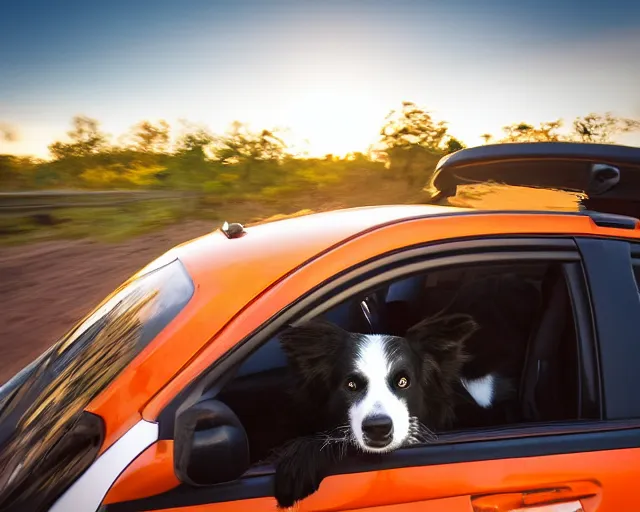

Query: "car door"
<box><xmin>95</xmin><ymin>227</ymin><xmax>640</xmax><ymax>512</ymax></box>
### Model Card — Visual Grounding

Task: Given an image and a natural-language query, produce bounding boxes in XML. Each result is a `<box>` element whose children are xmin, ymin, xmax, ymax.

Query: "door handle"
<box><xmin>471</xmin><ymin>480</ymin><xmax>601</xmax><ymax>512</ymax></box>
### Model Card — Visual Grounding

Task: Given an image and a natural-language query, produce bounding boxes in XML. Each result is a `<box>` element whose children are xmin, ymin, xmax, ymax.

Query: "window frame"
<box><xmin>576</xmin><ymin>238</ymin><xmax>640</xmax><ymax>420</ymax></box>
<box><xmin>631</xmin><ymin>243</ymin><xmax>640</xmax><ymax>293</ymax></box>
<box><xmin>109</xmin><ymin>236</ymin><xmax>635</xmax><ymax>512</ymax></box>
<box><xmin>159</xmin><ymin>237</ymin><xmax>595</xmax><ymax>434</ymax></box>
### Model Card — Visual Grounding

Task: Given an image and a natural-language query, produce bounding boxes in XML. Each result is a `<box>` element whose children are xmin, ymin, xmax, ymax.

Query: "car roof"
<box><xmin>136</xmin><ymin>201</ymin><xmax>637</xmax><ymax>288</ymax></box>
<box><xmin>134</xmin><ymin>200</ymin><xmax>638</xmax><ymax>309</ymax></box>
<box><xmin>165</xmin><ymin>204</ymin><xmax>465</xmax><ymax>283</ymax></box>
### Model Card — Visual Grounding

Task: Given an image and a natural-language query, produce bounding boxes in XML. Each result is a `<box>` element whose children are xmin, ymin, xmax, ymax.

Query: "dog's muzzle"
<box><xmin>361</xmin><ymin>414</ymin><xmax>394</xmax><ymax>448</ymax></box>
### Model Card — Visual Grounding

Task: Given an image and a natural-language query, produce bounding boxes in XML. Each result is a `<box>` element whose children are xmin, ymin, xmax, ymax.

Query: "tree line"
<box><xmin>1</xmin><ymin>101</ymin><xmax>639</xmax><ymax>193</ymax></box>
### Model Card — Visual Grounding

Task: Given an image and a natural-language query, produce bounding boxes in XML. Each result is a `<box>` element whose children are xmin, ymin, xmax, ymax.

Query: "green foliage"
<box><xmin>5</xmin><ymin>106</ymin><xmax>638</xmax><ymax>196</ymax></box>
<box><xmin>129</xmin><ymin>120</ymin><xmax>170</xmax><ymax>153</ymax></box>
<box><xmin>376</xmin><ymin>102</ymin><xmax>463</xmax><ymax>184</ymax></box>
<box><xmin>380</xmin><ymin>101</ymin><xmax>449</xmax><ymax>151</ymax></box>
<box><xmin>499</xmin><ymin>120</ymin><xmax>564</xmax><ymax>143</ymax></box>
<box><xmin>48</xmin><ymin>116</ymin><xmax>108</xmax><ymax>160</ymax></box>
<box><xmin>573</xmin><ymin>113</ymin><xmax>640</xmax><ymax>143</ymax></box>
<box><xmin>176</xmin><ymin>122</ymin><xmax>215</xmax><ymax>156</ymax></box>
<box><xmin>482</xmin><ymin>113</ymin><xmax>640</xmax><ymax>144</ymax></box>
<box><xmin>480</xmin><ymin>133</ymin><xmax>493</xmax><ymax>145</ymax></box>
<box><xmin>0</xmin><ymin>155</ymin><xmax>38</xmax><ymax>190</ymax></box>
<box><xmin>213</xmin><ymin>121</ymin><xmax>287</xmax><ymax>164</ymax></box>
<box><xmin>444</xmin><ymin>137</ymin><xmax>465</xmax><ymax>154</ymax></box>
<box><xmin>2</xmin><ymin>105</ymin><xmax>639</xmax><ymax>245</ymax></box>
<box><xmin>78</xmin><ymin>162</ymin><xmax>165</xmax><ymax>189</ymax></box>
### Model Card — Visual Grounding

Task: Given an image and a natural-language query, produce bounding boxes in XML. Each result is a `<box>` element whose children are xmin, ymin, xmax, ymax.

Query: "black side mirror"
<box><xmin>174</xmin><ymin>399</ymin><xmax>250</xmax><ymax>486</ymax></box>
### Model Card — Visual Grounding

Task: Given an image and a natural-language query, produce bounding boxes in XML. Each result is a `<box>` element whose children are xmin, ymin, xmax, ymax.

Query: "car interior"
<box><xmin>214</xmin><ymin>262</ymin><xmax>583</xmax><ymax>466</ymax></box>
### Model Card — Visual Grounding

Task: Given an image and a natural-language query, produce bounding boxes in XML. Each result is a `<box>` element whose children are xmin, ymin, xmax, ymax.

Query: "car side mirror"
<box><xmin>174</xmin><ymin>399</ymin><xmax>250</xmax><ymax>486</ymax></box>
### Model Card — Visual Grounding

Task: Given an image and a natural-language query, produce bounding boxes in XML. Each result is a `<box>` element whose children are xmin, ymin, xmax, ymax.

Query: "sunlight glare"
<box><xmin>281</xmin><ymin>87</ymin><xmax>385</xmax><ymax>158</ymax></box>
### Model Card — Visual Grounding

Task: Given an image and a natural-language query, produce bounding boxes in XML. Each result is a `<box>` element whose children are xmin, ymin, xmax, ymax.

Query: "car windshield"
<box><xmin>0</xmin><ymin>258</ymin><xmax>194</xmax><ymax>405</ymax></box>
<box><xmin>0</xmin><ymin>258</ymin><xmax>194</xmax><ymax>509</ymax></box>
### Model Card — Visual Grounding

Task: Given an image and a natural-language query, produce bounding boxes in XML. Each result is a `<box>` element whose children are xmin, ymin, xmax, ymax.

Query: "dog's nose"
<box><xmin>362</xmin><ymin>415</ymin><xmax>393</xmax><ymax>444</ymax></box>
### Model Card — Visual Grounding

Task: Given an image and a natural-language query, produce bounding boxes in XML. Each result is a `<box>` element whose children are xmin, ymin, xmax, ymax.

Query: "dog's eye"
<box><xmin>346</xmin><ymin>376</ymin><xmax>364</xmax><ymax>391</ymax></box>
<box><xmin>396</xmin><ymin>375</ymin><xmax>410</xmax><ymax>389</ymax></box>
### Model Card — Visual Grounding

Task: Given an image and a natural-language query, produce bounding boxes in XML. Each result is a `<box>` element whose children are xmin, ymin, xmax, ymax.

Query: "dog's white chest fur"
<box><xmin>460</xmin><ymin>373</ymin><xmax>495</xmax><ymax>408</ymax></box>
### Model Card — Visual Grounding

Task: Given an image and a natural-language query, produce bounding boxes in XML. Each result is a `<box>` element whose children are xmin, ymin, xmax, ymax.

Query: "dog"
<box><xmin>275</xmin><ymin>275</ymin><xmax>539</xmax><ymax>508</ymax></box>
<box><xmin>271</xmin><ymin>274</ymin><xmax>539</xmax><ymax>508</ymax></box>
<box><xmin>272</xmin><ymin>313</ymin><xmax>484</xmax><ymax>508</ymax></box>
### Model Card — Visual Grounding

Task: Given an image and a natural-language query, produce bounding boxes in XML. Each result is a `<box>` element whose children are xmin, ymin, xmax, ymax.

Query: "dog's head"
<box><xmin>278</xmin><ymin>314</ymin><xmax>478</xmax><ymax>453</ymax></box>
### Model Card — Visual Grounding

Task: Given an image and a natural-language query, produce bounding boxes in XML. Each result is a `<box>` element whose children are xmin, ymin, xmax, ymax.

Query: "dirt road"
<box><xmin>0</xmin><ymin>220</ymin><xmax>214</xmax><ymax>384</ymax></box>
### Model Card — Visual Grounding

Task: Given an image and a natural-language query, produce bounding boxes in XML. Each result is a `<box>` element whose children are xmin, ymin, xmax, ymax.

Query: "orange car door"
<box><xmin>102</xmin><ymin>439</ymin><xmax>639</xmax><ymax>511</ymax></box>
<box><xmin>102</xmin><ymin>237</ymin><xmax>640</xmax><ymax>512</ymax></box>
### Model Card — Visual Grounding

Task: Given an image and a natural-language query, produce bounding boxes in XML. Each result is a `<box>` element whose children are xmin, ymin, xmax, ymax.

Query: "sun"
<box><xmin>281</xmin><ymin>88</ymin><xmax>386</xmax><ymax>158</ymax></box>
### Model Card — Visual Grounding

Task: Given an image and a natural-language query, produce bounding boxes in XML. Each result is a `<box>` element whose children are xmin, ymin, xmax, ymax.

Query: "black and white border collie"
<box><xmin>271</xmin><ymin>273</ymin><xmax>539</xmax><ymax>508</ymax></box>
<box><xmin>272</xmin><ymin>313</ymin><xmax>500</xmax><ymax>508</ymax></box>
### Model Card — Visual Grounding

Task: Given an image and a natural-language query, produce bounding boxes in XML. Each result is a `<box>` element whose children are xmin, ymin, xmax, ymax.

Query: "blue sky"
<box><xmin>1</xmin><ymin>0</ymin><xmax>639</xmax><ymax>157</ymax></box>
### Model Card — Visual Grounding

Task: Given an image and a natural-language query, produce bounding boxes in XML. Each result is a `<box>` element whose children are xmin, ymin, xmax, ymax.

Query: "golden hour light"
<box><xmin>281</xmin><ymin>88</ymin><xmax>384</xmax><ymax>158</ymax></box>
<box><xmin>2</xmin><ymin>2</ymin><xmax>640</xmax><ymax>510</ymax></box>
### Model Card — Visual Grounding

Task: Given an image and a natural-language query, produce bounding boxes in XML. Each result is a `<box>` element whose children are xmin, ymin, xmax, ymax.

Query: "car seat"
<box><xmin>519</xmin><ymin>265</ymin><xmax>578</xmax><ymax>422</ymax></box>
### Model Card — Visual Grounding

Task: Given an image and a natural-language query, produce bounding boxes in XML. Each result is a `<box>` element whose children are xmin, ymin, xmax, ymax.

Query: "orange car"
<box><xmin>1</xmin><ymin>142</ymin><xmax>640</xmax><ymax>512</ymax></box>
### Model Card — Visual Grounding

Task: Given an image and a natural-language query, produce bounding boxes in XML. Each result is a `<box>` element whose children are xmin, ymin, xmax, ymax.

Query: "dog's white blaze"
<box><xmin>461</xmin><ymin>373</ymin><xmax>495</xmax><ymax>408</ymax></box>
<box><xmin>349</xmin><ymin>335</ymin><xmax>411</xmax><ymax>453</ymax></box>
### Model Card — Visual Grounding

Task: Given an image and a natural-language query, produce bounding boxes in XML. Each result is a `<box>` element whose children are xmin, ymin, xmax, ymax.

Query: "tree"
<box><xmin>0</xmin><ymin>155</ymin><xmax>36</xmax><ymax>190</ymax></box>
<box><xmin>444</xmin><ymin>137</ymin><xmax>465</xmax><ymax>154</ymax></box>
<box><xmin>49</xmin><ymin>116</ymin><xmax>108</xmax><ymax>159</ymax></box>
<box><xmin>380</xmin><ymin>101</ymin><xmax>449</xmax><ymax>152</ymax></box>
<box><xmin>175</xmin><ymin>120</ymin><xmax>214</xmax><ymax>154</ymax></box>
<box><xmin>480</xmin><ymin>133</ymin><xmax>493</xmax><ymax>145</ymax></box>
<box><xmin>572</xmin><ymin>113</ymin><xmax>640</xmax><ymax>143</ymax></box>
<box><xmin>130</xmin><ymin>120</ymin><xmax>170</xmax><ymax>153</ymax></box>
<box><xmin>213</xmin><ymin>121</ymin><xmax>287</xmax><ymax>165</ymax></box>
<box><xmin>499</xmin><ymin>120</ymin><xmax>563</xmax><ymax>143</ymax></box>
<box><xmin>378</xmin><ymin>102</ymin><xmax>458</xmax><ymax>183</ymax></box>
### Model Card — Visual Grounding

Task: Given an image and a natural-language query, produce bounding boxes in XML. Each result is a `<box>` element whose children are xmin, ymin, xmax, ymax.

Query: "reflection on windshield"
<box><xmin>0</xmin><ymin>259</ymin><xmax>194</xmax><ymax>512</ymax></box>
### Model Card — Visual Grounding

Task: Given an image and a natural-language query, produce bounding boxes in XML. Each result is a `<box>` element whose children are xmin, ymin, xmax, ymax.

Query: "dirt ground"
<box><xmin>0</xmin><ymin>220</ymin><xmax>215</xmax><ymax>384</ymax></box>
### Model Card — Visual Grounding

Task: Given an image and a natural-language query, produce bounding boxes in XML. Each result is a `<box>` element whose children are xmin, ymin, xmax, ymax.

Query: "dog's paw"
<box><xmin>274</xmin><ymin>460</ymin><xmax>322</xmax><ymax>509</ymax></box>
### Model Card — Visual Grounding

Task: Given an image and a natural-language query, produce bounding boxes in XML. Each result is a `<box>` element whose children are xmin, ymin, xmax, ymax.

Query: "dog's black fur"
<box><xmin>271</xmin><ymin>273</ymin><xmax>541</xmax><ymax>508</ymax></box>
<box><xmin>271</xmin><ymin>313</ymin><xmax>478</xmax><ymax>508</ymax></box>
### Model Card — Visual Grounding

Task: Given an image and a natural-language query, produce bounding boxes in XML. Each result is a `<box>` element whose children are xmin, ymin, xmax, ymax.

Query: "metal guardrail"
<box><xmin>0</xmin><ymin>190</ymin><xmax>201</xmax><ymax>216</ymax></box>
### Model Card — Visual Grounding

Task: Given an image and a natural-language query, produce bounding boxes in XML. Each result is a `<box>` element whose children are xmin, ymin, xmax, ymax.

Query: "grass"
<box><xmin>0</xmin><ymin>166</ymin><xmax>428</xmax><ymax>246</ymax></box>
<box><xmin>0</xmin><ymin>201</ymin><xmax>197</xmax><ymax>245</ymax></box>
<box><xmin>0</xmin><ymin>177</ymin><xmax>586</xmax><ymax>247</ymax></box>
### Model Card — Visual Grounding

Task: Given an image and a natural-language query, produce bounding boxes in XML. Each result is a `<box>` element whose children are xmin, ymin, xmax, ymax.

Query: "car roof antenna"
<box><xmin>221</xmin><ymin>221</ymin><xmax>246</xmax><ymax>239</ymax></box>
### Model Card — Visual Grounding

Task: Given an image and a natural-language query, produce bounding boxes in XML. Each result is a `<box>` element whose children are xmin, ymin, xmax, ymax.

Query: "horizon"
<box><xmin>2</xmin><ymin>0</ymin><xmax>640</xmax><ymax>159</ymax></box>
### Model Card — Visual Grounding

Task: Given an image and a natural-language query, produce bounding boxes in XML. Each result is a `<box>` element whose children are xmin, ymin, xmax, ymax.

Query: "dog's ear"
<box><xmin>406</xmin><ymin>313</ymin><xmax>478</xmax><ymax>368</ymax></box>
<box><xmin>278</xmin><ymin>319</ymin><xmax>348</xmax><ymax>387</ymax></box>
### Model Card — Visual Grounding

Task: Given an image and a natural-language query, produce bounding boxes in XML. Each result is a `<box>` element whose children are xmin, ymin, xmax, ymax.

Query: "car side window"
<box><xmin>215</xmin><ymin>260</ymin><xmax>593</xmax><ymax>467</ymax></box>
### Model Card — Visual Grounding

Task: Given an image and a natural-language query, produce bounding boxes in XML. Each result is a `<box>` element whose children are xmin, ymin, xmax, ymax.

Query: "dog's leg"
<box><xmin>273</xmin><ymin>435</ymin><xmax>346</xmax><ymax>509</ymax></box>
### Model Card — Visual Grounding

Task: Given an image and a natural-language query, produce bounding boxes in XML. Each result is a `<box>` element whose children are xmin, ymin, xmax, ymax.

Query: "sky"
<box><xmin>1</xmin><ymin>0</ymin><xmax>640</xmax><ymax>158</ymax></box>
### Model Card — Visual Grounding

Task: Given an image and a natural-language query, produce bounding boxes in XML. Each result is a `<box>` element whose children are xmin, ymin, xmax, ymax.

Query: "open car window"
<box><xmin>0</xmin><ymin>258</ymin><xmax>194</xmax><ymax>512</ymax></box>
<box><xmin>216</xmin><ymin>260</ymin><xmax>589</xmax><ymax>466</ymax></box>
